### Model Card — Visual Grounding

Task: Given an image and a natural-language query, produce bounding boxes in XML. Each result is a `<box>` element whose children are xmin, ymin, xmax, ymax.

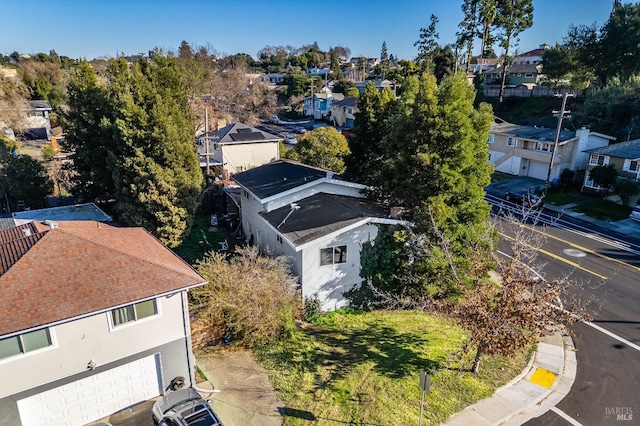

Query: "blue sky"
<box><xmin>1</xmin><ymin>0</ymin><xmax>614</xmax><ymax>60</ymax></box>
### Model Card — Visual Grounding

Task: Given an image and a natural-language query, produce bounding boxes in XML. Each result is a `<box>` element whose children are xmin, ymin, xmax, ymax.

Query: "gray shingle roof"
<box><xmin>332</xmin><ymin>97</ymin><xmax>359</xmax><ymax>108</ymax></box>
<box><xmin>583</xmin><ymin>139</ymin><xmax>640</xmax><ymax>158</ymax></box>
<box><xmin>491</xmin><ymin>122</ymin><xmax>575</xmax><ymax>143</ymax></box>
<box><xmin>12</xmin><ymin>203</ymin><xmax>112</xmax><ymax>222</ymax></box>
<box><xmin>260</xmin><ymin>193</ymin><xmax>391</xmax><ymax>247</ymax></box>
<box><xmin>232</xmin><ymin>160</ymin><xmax>332</xmax><ymax>200</ymax></box>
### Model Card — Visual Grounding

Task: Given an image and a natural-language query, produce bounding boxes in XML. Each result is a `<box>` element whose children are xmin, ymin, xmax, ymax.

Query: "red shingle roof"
<box><xmin>0</xmin><ymin>221</ymin><xmax>206</xmax><ymax>336</ymax></box>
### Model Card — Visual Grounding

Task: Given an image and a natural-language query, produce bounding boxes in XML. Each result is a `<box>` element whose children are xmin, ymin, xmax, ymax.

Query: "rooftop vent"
<box><xmin>21</xmin><ymin>228</ymin><xmax>32</xmax><ymax>237</ymax></box>
<box><xmin>43</xmin><ymin>220</ymin><xmax>58</xmax><ymax>229</ymax></box>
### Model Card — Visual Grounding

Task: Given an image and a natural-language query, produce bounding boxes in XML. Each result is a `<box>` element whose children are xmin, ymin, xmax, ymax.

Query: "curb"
<box><xmin>442</xmin><ymin>331</ymin><xmax>575</xmax><ymax>426</ymax></box>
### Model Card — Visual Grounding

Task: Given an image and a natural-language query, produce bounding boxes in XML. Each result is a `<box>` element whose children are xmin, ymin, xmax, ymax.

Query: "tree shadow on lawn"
<box><xmin>306</xmin><ymin>322</ymin><xmax>448</xmax><ymax>383</ymax></box>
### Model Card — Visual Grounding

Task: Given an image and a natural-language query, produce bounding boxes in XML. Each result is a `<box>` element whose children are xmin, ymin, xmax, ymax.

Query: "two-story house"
<box><xmin>582</xmin><ymin>139</ymin><xmax>640</xmax><ymax>204</ymax></box>
<box><xmin>303</xmin><ymin>89</ymin><xmax>344</xmax><ymax>120</ymax></box>
<box><xmin>330</xmin><ymin>97</ymin><xmax>358</xmax><ymax>128</ymax></box>
<box><xmin>197</xmin><ymin>122</ymin><xmax>281</xmax><ymax>177</ymax></box>
<box><xmin>489</xmin><ymin>121</ymin><xmax>615</xmax><ymax>182</ymax></box>
<box><xmin>232</xmin><ymin>160</ymin><xmax>405</xmax><ymax>311</ymax></box>
<box><xmin>0</xmin><ymin>221</ymin><xmax>207</xmax><ymax>426</ymax></box>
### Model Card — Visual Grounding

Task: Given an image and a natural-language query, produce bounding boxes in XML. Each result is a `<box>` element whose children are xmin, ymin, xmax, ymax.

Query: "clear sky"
<box><xmin>0</xmin><ymin>0</ymin><xmax>615</xmax><ymax>61</ymax></box>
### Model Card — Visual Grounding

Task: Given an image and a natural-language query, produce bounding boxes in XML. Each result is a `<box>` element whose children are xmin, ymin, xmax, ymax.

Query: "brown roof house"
<box><xmin>0</xmin><ymin>221</ymin><xmax>207</xmax><ymax>426</ymax></box>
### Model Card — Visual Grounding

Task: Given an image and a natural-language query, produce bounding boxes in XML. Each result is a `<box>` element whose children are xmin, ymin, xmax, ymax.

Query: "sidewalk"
<box><xmin>443</xmin><ymin>331</ymin><xmax>576</xmax><ymax>426</ymax></box>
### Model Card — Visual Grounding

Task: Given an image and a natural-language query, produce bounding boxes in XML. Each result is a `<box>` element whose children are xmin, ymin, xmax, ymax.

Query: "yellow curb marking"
<box><xmin>530</xmin><ymin>367</ymin><xmax>557</xmax><ymax>389</ymax></box>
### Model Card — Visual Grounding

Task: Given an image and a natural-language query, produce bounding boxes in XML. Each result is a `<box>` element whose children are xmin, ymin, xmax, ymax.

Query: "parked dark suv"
<box><xmin>152</xmin><ymin>388</ymin><xmax>223</xmax><ymax>426</ymax></box>
<box><xmin>504</xmin><ymin>191</ymin><xmax>544</xmax><ymax>209</ymax></box>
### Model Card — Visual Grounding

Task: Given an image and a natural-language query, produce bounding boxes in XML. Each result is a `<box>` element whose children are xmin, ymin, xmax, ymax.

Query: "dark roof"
<box><xmin>28</xmin><ymin>100</ymin><xmax>52</xmax><ymax>110</ymax></box>
<box><xmin>197</xmin><ymin>123</ymin><xmax>280</xmax><ymax>154</ymax></box>
<box><xmin>583</xmin><ymin>139</ymin><xmax>640</xmax><ymax>158</ymax></box>
<box><xmin>12</xmin><ymin>203</ymin><xmax>112</xmax><ymax>222</ymax></box>
<box><xmin>332</xmin><ymin>97</ymin><xmax>359</xmax><ymax>108</ymax></box>
<box><xmin>261</xmin><ymin>193</ymin><xmax>391</xmax><ymax>247</ymax></box>
<box><xmin>0</xmin><ymin>221</ymin><xmax>206</xmax><ymax>336</ymax></box>
<box><xmin>232</xmin><ymin>160</ymin><xmax>332</xmax><ymax>199</ymax></box>
<box><xmin>491</xmin><ymin>122</ymin><xmax>575</xmax><ymax>143</ymax></box>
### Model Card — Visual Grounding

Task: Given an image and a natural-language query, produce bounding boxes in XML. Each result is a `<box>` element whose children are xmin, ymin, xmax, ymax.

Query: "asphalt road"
<box><xmin>493</xmin><ymin>201</ymin><xmax>640</xmax><ymax>425</ymax></box>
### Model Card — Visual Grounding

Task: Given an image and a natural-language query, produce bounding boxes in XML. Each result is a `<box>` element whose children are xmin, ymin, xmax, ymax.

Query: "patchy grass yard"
<box><xmin>254</xmin><ymin>310</ymin><xmax>531</xmax><ymax>426</ymax></box>
<box><xmin>572</xmin><ymin>199</ymin><xmax>632</xmax><ymax>221</ymax></box>
<box><xmin>173</xmin><ymin>213</ymin><xmax>239</xmax><ymax>263</ymax></box>
<box><xmin>490</xmin><ymin>171</ymin><xmax>514</xmax><ymax>183</ymax></box>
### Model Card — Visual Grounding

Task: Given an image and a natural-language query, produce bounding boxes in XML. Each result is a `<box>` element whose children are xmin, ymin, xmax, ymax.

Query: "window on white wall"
<box><xmin>584</xmin><ymin>172</ymin><xmax>600</xmax><ymax>189</ymax></box>
<box><xmin>535</xmin><ymin>142</ymin><xmax>552</xmax><ymax>152</ymax></box>
<box><xmin>320</xmin><ymin>245</ymin><xmax>347</xmax><ymax>266</ymax></box>
<box><xmin>507</xmin><ymin>137</ymin><xmax>517</xmax><ymax>147</ymax></box>
<box><xmin>487</xmin><ymin>134</ymin><xmax>495</xmax><ymax>144</ymax></box>
<box><xmin>0</xmin><ymin>329</ymin><xmax>52</xmax><ymax>359</ymax></box>
<box><xmin>623</xmin><ymin>159</ymin><xmax>640</xmax><ymax>172</ymax></box>
<box><xmin>111</xmin><ymin>300</ymin><xmax>157</xmax><ymax>326</ymax></box>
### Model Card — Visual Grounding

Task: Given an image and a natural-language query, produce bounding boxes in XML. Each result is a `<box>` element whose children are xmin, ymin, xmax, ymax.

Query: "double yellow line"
<box><xmin>499</xmin><ymin>230</ymin><xmax>611</xmax><ymax>280</ymax></box>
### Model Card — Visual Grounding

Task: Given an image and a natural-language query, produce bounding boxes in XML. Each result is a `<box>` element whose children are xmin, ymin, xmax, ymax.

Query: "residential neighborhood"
<box><xmin>2</xmin><ymin>1</ymin><xmax>640</xmax><ymax>425</ymax></box>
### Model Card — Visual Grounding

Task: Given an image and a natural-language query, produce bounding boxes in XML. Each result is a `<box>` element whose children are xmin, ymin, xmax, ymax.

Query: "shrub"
<box><xmin>191</xmin><ymin>246</ymin><xmax>300</xmax><ymax>347</ymax></box>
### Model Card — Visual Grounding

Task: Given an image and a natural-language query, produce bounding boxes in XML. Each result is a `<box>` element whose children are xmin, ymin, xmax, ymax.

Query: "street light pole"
<box><xmin>543</xmin><ymin>92</ymin><xmax>575</xmax><ymax>196</ymax></box>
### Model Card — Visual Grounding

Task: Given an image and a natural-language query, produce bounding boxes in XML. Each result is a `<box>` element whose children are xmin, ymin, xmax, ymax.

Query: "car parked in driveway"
<box><xmin>293</xmin><ymin>125</ymin><xmax>307</xmax><ymax>134</ymax></box>
<box><xmin>152</xmin><ymin>388</ymin><xmax>223</xmax><ymax>426</ymax></box>
<box><xmin>504</xmin><ymin>191</ymin><xmax>544</xmax><ymax>209</ymax></box>
<box><xmin>630</xmin><ymin>205</ymin><xmax>640</xmax><ymax>222</ymax></box>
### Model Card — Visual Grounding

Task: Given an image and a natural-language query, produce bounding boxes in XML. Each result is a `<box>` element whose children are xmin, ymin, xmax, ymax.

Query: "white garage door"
<box><xmin>17</xmin><ymin>354</ymin><xmax>161</xmax><ymax>426</ymax></box>
<box><xmin>527</xmin><ymin>161</ymin><xmax>550</xmax><ymax>181</ymax></box>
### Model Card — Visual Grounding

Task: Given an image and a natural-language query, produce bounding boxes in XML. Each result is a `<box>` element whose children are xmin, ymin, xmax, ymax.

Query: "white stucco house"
<box><xmin>489</xmin><ymin>120</ymin><xmax>616</xmax><ymax>182</ymax></box>
<box><xmin>232</xmin><ymin>160</ymin><xmax>406</xmax><ymax>311</ymax></box>
<box><xmin>0</xmin><ymin>221</ymin><xmax>207</xmax><ymax>426</ymax></box>
<box><xmin>197</xmin><ymin>122</ymin><xmax>282</xmax><ymax>177</ymax></box>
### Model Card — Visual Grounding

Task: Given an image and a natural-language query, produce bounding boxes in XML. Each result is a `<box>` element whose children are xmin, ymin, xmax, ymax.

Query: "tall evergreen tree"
<box><xmin>478</xmin><ymin>0</ymin><xmax>498</xmax><ymax>75</ymax></box>
<box><xmin>458</xmin><ymin>0</ymin><xmax>480</xmax><ymax>72</ymax></box>
<box><xmin>495</xmin><ymin>0</ymin><xmax>534</xmax><ymax>102</ymax></box>
<box><xmin>63</xmin><ymin>54</ymin><xmax>203</xmax><ymax>247</ymax></box>
<box><xmin>344</xmin><ymin>82</ymin><xmax>395</xmax><ymax>186</ymax></box>
<box><xmin>378</xmin><ymin>72</ymin><xmax>494</xmax><ymax>295</ymax></box>
<box><xmin>414</xmin><ymin>14</ymin><xmax>440</xmax><ymax>72</ymax></box>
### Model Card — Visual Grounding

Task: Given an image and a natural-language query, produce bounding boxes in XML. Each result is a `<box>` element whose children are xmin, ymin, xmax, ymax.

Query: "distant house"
<box><xmin>0</xmin><ymin>220</ymin><xmax>207</xmax><ymax>426</ymax></box>
<box><xmin>355</xmin><ymin>79</ymin><xmax>394</xmax><ymax>94</ymax></box>
<box><xmin>513</xmin><ymin>44</ymin><xmax>549</xmax><ymax>65</ymax></box>
<box><xmin>469</xmin><ymin>58</ymin><xmax>501</xmax><ymax>74</ymax></box>
<box><xmin>307</xmin><ymin>67</ymin><xmax>328</xmax><ymax>76</ymax></box>
<box><xmin>506</xmin><ymin>64</ymin><xmax>544</xmax><ymax>87</ymax></box>
<box><xmin>197</xmin><ymin>122</ymin><xmax>281</xmax><ymax>176</ymax></box>
<box><xmin>23</xmin><ymin>100</ymin><xmax>53</xmax><ymax>140</ymax></box>
<box><xmin>232</xmin><ymin>160</ymin><xmax>406</xmax><ymax>310</ymax></box>
<box><xmin>582</xmin><ymin>139</ymin><xmax>640</xmax><ymax>204</ymax></box>
<box><xmin>260</xmin><ymin>73</ymin><xmax>286</xmax><ymax>85</ymax></box>
<box><xmin>489</xmin><ymin>121</ymin><xmax>616</xmax><ymax>182</ymax></box>
<box><xmin>304</xmin><ymin>89</ymin><xmax>344</xmax><ymax>120</ymax></box>
<box><xmin>7</xmin><ymin>202</ymin><xmax>112</xmax><ymax>229</ymax></box>
<box><xmin>330</xmin><ymin>97</ymin><xmax>358</xmax><ymax>128</ymax></box>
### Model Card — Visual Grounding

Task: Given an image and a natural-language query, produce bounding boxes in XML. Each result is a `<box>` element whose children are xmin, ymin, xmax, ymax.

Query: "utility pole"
<box><xmin>204</xmin><ymin>107</ymin><xmax>210</xmax><ymax>176</ymax></box>
<box><xmin>543</xmin><ymin>92</ymin><xmax>575</xmax><ymax>195</ymax></box>
<box><xmin>310</xmin><ymin>79</ymin><xmax>315</xmax><ymax>119</ymax></box>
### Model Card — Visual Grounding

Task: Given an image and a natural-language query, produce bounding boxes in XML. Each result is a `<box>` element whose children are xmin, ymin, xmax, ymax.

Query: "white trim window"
<box><xmin>525</xmin><ymin>73</ymin><xmax>534</xmax><ymax>78</ymax></box>
<box><xmin>535</xmin><ymin>142</ymin><xmax>552</xmax><ymax>152</ymax></box>
<box><xmin>487</xmin><ymin>134</ymin><xmax>495</xmax><ymax>144</ymax></box>
<box><xmin>622</xmin><ymin>159</ymin><xmax>640</xmax><ymax>172</ymax></box>
<box><xmin>111</xmin><ymin>300</ymin><xmax>158</xmax><ymax>327</ymax></box>
<box><xmin>507</xmin><ymin>137</ymin><xmax>518</xmax><ymax>147</ymax></box>
<box><xmin>0</xmin><ymin>329</ymin><xmax>52</xmax><ymax>360</ymax></box>
<box><xmin>584</xmin><ymin>171</ymin><xmax>601</xmax><ymax>189</ymax></box>
<box><xmin>589</xmin><ymin>154</ymin><xmax>609</xmax><ymax>166</ymax></box>
<box><xmin>320</xmin><ymin>245</ymin><xmax>347</xmax><ymax>266</ymax></box>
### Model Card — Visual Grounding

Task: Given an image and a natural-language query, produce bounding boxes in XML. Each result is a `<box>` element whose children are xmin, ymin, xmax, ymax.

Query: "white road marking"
<box><xmin>583</xmin><ymin>321</ymin><xmax>640</xmax><ymax>352</ymax></box>
<box><xmin>551</xmin><ymin>406</ymin><xmax>583</xmax><ymax>426</ymax></box>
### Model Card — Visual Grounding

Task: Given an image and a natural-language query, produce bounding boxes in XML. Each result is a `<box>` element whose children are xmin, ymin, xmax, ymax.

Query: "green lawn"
<box><xmin>543</xmin><ymin>191</ymin><xmax>588</xmax><ymax>206</ymax></box>
<box><xmin>571</xmin><ymin>199</ymin><xmax>632</xmax><ymax>221</ymax></box>
<box><xmin>254</xmin><ymin>309</ymin><xmax>531</xmax><ymax>426</ymax></box>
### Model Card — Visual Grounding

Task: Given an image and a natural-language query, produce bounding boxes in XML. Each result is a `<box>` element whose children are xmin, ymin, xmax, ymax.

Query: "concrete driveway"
<box><xmin>196</xmin><ymin>350</ymin><xmax>284</xmax><ymax>426</ymax></box>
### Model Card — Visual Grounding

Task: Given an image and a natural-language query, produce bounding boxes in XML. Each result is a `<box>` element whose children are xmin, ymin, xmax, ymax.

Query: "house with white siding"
<box><xmin>232</xmin><ymin>160</ymin><xmax>406</xmax><ymax>311</ymax></box>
